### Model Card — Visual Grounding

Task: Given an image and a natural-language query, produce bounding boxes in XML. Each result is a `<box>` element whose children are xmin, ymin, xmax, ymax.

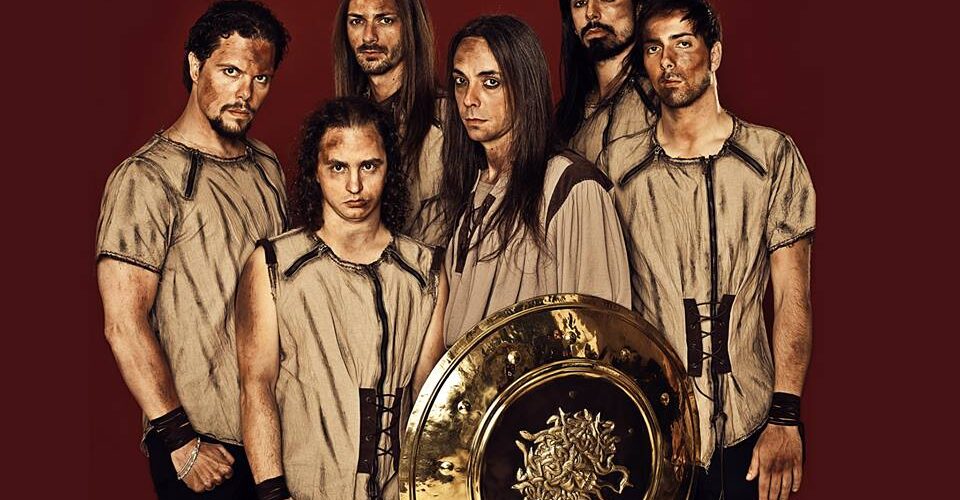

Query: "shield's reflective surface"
<box><xmin>400</xmin><ymin>294</ymin><xmax>699</xmax><ymax>500</ymax></box>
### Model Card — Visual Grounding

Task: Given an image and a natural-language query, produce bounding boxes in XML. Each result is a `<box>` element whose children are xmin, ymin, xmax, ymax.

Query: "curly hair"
<box><xmin>290</xmin><ymin>97</ymin><xmax>410</xmax><ymax>233</ymax></box>
<box><xmin>182</xmin><ymin>0</ymin><xmax>291</xmax><ymax>90</ymax></box>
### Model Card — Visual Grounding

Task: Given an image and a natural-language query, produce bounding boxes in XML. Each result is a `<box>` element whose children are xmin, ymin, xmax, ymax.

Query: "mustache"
<box><xmin>221</xmin><ymin>102</ymin><xmax>256</xmax><ymax>114</ymax></box>
<box><xmin>357</xmin><ymin>43</ymin><xmax>387</xmax><ymax>53</ymax></box>
<box><xmin>580</xmin><ymin>21</ymin><xmax>615</xmax><ymax>38</ymax></box>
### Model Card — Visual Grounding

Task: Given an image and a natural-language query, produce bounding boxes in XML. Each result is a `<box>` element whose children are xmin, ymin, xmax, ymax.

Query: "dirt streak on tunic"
<box><xmin>443</xmin><ymin>153</ymin><xmax>632</xmax><ymax>346</ymax></box>
<box><xmin>263</xmin><ymin>229</ymin><xmax>439</xmax><ymax>499</ymax></box>
<box><xmin>96</xmin><ymin>133</ymin><xmax>287</xmax><ymax>444</ymax></box>
<box><xmin>599</xmin><ymin>116</ymin><xmax>816</xmax><ymax>465</ymax></box>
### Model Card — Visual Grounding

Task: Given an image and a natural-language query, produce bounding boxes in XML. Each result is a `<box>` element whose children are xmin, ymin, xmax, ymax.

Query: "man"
<box><xmin>556</xmin><ymin>0</ymin><xmax>658</xmax><ymax>164</ymax></box>
<box><xmin>96</xmin><ymin>2</ymin><xmax>289</xmax><ymax>497</ymax></box>
<box><xmin>332</xmin><ymin>0</ymin><xmax>446</xmax><ymax>246</ymax></box>
<box><xmin>439</xmin><ymin>15</ymin><xmax>631</xmax><ymax>346</ymax></box>
<box><xmin>237</xmin><ymin>97</ymin><xmax>447</xmax><ymax>500</ymax></box>
<box><xmin>599</xmin><ymin>1</ymin><xmax>815</xmax><ymax>498</ymax></box>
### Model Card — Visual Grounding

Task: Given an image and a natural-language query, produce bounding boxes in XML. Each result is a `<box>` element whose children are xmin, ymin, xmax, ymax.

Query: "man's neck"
<box><xmin>318</xmin><ymin>211</ymin><xmax>391</xmax><ymax>265</ymax></box>
<box><xmin>594</xmin><ymin>45</ymin><xmax>632</xmax><ymax>101</ymax></box>
<box><xmin>166</xmin><ymin>94</ymin><xmax>246</xmax><ymax>157</ymax></box>
<box><xmin>481</xmin><ymin>136</ymin><xmax>513</xmax><ymax>184</ymax></box>
<box><xmin>368</xmin><ymin>62</ymin><xmax>405</xmax><ymax>103</ymax></box>
<box><xmin>656</xmin><ymin>87</ymin><xmax>733</xmax><ymax>159</ymax></box>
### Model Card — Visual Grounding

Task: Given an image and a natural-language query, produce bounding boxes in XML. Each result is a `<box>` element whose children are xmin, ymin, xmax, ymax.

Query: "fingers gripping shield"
<box><xmin>400</xmin><ymin>294</ymin><xmax>699</xmax><ymax>499</ymax></box>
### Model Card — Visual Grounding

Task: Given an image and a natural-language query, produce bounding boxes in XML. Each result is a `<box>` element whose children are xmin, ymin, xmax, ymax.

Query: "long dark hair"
<box><xmin>555</xmin><ymin>0</ymin><xmax>642</xmax><ymax>143</ymax></box>
<box><xmin>331</xmin><ymin>0</ymin><xmax>438</xmax><ymax>182</ymax></box>
<box><xmin>290</xmin><ymin>97</ymin><xmax>409</xmax><ymax>233</ymax></box>
<box><xmin>439</xmin><ymin>15</ymin><xmax>558</xmax><ymax>259</ymax></box>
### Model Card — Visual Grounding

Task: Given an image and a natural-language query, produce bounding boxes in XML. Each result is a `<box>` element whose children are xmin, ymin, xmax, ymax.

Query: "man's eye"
<box><xmin>331</xmin><ymin>164</ymin><xmax>346</xmax><ymax>172</ymax></box>
<box><xmin>378</xmin><ymin>17</ymin><xmax>394</xmax><ymax>25</ymax></box>
<box><xmin>645</xmin><ymin>45</ymin><xmax>661</xmax><ymax>54</ymax></box>
<box><xmin>453</xmin><ymin>76</ymin><xmax>466</xmax><ymax>86</ymax></box>
<box><xmin>254</xmin><ymin>75</ymin><xmax>270</xmax><ymax>84</ymax></box>
<box><xmin>361</xmin><ymin>163</ymin><xmax>378</xmax><ymax>171</ymax></box>
<box><xmin>224</xmin><ymin>67</ymin><xmax>238</xmax><ymax>76</ymax></box>
<box><xmin>483</xmin><ymin>78</ymin><xmax>500</xmax><ymax>89</ymax></box>
<box><xmin>678</xmin><ymin>40</ymin><xmax>692</xmax><ymax>48</ymax></box>
<box><xmin>573</xmin><ymin>0</ymin><xmax>586</xmax><ymax>8</ymax></box>
<box><xmin>349</xmin><ymin>18</ymin><xmax>363</xmax><ymax>26</ymax></box>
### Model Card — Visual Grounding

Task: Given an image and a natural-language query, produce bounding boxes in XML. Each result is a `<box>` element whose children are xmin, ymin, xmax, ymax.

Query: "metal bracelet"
<box><xmin>176</xmin><ymin>437</ymin><xmax>202</xmax><ymax>481</ymax></box>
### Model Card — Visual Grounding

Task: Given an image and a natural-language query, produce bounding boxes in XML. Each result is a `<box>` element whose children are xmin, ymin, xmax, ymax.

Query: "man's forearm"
<box><xmin>770</xmin><ymin>242</ymin><xmax>813</xmax><ymax>396</ymax></box>
<box><xmin>104</xmin><ymin>319</ymin><xmax>181</xmax><ymax>420</ymax></box>
<box><xmin>241</xmin><ymin>382</ymin><xmax>285</xmax><ymax>483</ymax></box>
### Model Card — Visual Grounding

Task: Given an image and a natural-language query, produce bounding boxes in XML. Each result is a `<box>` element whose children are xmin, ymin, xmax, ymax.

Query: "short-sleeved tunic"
<box><xmin>599</xmin><ymin>116</ymin><xmax>816</xmax><ymax>465</ymax></box>
<box><xmin>260</xmin><ymin>229</ymin><xmax>439</xmax><ymax>499</ymax></box>
<box><xmin>443</xmin><ymin>153</ymin><xmax>632</xmax><ymax>346</ymax></box>
<box><xmin>568</xmin><ymin>77</ymin><xmax>659</xmax><ymax>165</ymax></box>
<box><xmin>96</xmin><ymin>133</ymin><xmax>287</xmax><ymax>444</ymax></box>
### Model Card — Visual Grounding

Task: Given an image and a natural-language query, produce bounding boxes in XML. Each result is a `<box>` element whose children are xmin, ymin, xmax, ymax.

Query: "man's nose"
<box><xmin>363</xmin><ymin>22</ymin><xmax>378</xmax><ymax>44</ymax></box>
<box><xmin>347</xmin><ymin>169</ymin><xmax>363</xmax><ymax>194</ymax></box>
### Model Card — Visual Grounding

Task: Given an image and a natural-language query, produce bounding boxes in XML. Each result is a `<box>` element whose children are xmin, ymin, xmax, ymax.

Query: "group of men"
<box><xmin>96</xmin><ymin>1</ymin><xmax>815</xmax><ymax>500</ymax></box>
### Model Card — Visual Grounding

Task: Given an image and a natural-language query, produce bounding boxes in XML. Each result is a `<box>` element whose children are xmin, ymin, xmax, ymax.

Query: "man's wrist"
<box><xmin>150</xmin><ymin>406</ymin><xmax>200</xmax><ymax>453</ymax></box>
<box><xmin>767</xmin><ymin>392</ymin><xmax>802</xmax><ymax>426</ymax></box>
<box><xmin>256</xmin><ymin>476</ymin><xmax>291</xmax><ymax>500</ymax></box>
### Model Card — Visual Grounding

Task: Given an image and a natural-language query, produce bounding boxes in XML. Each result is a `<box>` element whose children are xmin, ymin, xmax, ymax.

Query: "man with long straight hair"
<box><xmin>439</xmin><ymin>15</ymin><xmax>631</xmax><ymax>346</ymax></box>
<box><xmin>556</xmin><ymin>0</ymin><xmax>658</xmax><ymax>164</ymax></box>
<box><xmin>96</xmin><ymin>1</ymin><xmax>289</xmax><ymax>497</ymax></box>
<box><xmin>332</xmin><ymin>0</ymin><xmax>446</xmax><ymax>246</ymax></box>
<box><xmin>237</xmin><ymin>97</ymin><xmax>446</xmax><ymax>500</ymax></box>
<box><xmin>600</xmin><ymin>1</ymin><xmax>815</xmax><ymax>498</ymax></box>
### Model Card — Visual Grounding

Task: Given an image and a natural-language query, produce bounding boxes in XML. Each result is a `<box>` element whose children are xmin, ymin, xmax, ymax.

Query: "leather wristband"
<box><xmin>150</xmin><ymin>406</ymin><xmax>199</xmax><ymax>453</ymax></box>
<box><xmin>256</xmin><ymin>476</ymin><xmax>292</xmax><ymax>500</ymax></box>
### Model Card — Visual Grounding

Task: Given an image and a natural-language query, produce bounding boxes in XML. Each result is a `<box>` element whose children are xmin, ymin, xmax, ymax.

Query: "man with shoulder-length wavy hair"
<box><xmin>332</xmin><ymin>0</ymin><xmax>446</xmax><ymax>247</ymax></box>
<box><xmin>237</xmin><ymin>97</ymin><xmax>447</xmax><ymax>500</ymax></box>
<box><xmin>600</xmin><ymin>1</ymin><xmax>816</xmax><ymax>498</ymax></box>
<box><xmin>96</xmin><ymin>1</ymin><xmax>289</xmax><ymax>497</ymax></box>
<box><xmin>439</xmin><ymin>15</ymin><xmax>632</xmax><ymax>347</ymax></box>
<box><xmin>556</xmin><ymin>0</ymin><xmax>659</xmax><ymax>164</ymax></box>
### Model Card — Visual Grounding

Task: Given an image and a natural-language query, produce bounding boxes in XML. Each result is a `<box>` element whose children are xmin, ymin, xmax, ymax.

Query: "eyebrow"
<box><xmin>452</xmin><ymin>68</ymin><xmax>501</xmax><ymax>77</ymax></box>
<box><xmin>643</xmin><ymin>32</ymin><xmax>696</xmax><ymax>44</ymax></box>
<box><xmin>325</xmin><ymin>157</ymin><xmax>384</xmax><ymax>165</ymax></box>
<box><xmin>347</xmin><ymin>11</ymin><xmax>397</xmax><ymax>18</ymax></box>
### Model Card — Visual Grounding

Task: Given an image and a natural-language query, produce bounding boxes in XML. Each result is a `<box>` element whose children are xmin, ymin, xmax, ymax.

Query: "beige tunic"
<box><xmin>569</xmin><ymin>77</ymin><xmax>658</xmax><ymax>165</ymax></box>
<box><xmin>403</xmin><ymin>123</ymin><xmax>445</xmax><ymax>247</ymax></box>
<box><xmin>443</xmin><ymin>153</ymin><xmax>632</xmax><ymax>346</ymax></box>
<box><xmin>599</xmin><ymin>116</ymin><xmax>816</xmax><ymax>465</ymax></box>
<box><xmin>262</xmin><ymin>229</ymin><xmax>439</xmax><ymax>500</ymax></box>
<box><xmin>96</xmin><ymin>134</ymin><xmax>287</xmax><ymax>444</ymax></box>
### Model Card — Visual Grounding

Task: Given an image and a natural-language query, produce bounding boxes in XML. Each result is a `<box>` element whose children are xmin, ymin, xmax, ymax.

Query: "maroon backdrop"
<box><xmin>10</xmin><ymin>0</ymin><xmax>937</xmax><ymax>498</ymax></box>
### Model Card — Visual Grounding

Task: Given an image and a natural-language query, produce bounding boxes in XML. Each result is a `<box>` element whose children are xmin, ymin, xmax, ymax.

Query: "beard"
<box><xmin>209</xmin><ymin>104</ymin><xmax>255</xmax><ymax>139</ymax></box>
<box><xmin>355</xmin><ymin>43</ymin><xmax>403</xmax><ymax>76</ymax></box>
<box><xmin>659</xmin><ymin>71</ymin><xmax>712</xmax><ymax>108</ymax></box>
<box><xmin>581</xmin><ymin>22</ymin><xmax>632</xmax><ymax>62</ymax></box>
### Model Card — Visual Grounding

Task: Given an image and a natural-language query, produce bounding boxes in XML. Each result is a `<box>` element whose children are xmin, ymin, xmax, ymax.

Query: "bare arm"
<box><xmin>770</xmin><ymin>239</ymin><xmax>813</xmax><ymax>395</ymax></box>
<box><xmin>412</xmin><ymin>265</ymin><xmax>449</xmax><ymax>398</ymax></box>
<box><xmin>748</xmin><ymin>238</ymin><xmax>812</xmax><ymax>499</ymax></box>
<box><xmin>236</xmin><ymin>247</ymin><xmax>285</xmax><ymax>484</ymax></box>
<box><xmin>98</xmin><ymin>258</ymin><xmax>234</xmax><ymax>491</ymax></box>
<box><xmin>97</xmin><ymin>258</ymin><xmax>180</xmax><ymax>417</ymax></box>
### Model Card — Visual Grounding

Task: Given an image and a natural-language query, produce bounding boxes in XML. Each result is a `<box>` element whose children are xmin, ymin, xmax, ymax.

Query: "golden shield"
<box><xmin>399</xmin><ymin>294</ymin><xmax>699</xmax><ymax>499</ymax></box>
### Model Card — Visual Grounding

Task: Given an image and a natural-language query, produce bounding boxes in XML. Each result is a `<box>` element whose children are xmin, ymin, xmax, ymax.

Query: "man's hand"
<box><xmin>747</xmin><ymin>425</ymin><xmax>803</xmax><ymax>500</ymax></box>
<box><xmin>171</xmin><ymin>440</ymin><xmax>235</xmax><ymax>493</ymax></box>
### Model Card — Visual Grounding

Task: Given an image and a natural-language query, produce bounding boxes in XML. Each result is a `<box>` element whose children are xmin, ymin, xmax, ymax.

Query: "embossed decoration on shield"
<box><xmin>399</xmin><ymin>294</ymin><xmax>700</xmax><ymax>500</ymax></box>
<box><xmin>513</xmin><ymin>408</ymin><xmax>631</xmax><ymax>500</ymax></box>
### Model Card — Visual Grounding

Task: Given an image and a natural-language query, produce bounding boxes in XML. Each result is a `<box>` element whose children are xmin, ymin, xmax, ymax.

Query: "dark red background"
<box><xmin>11</xmin><ymin>0</ymin><xmax>942</xmax><ymax>498</ymax></box>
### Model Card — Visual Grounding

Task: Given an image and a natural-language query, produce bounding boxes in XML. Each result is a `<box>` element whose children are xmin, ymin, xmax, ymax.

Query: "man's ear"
<box><xmin>188</xmin><ymin>52</ymin><xmax>202</xmax><ymax>86</ymax></box>
<box><xmin>709</xmin><ymin>41</ymin><xmax>722</xmax><ymax>73</ymax></box>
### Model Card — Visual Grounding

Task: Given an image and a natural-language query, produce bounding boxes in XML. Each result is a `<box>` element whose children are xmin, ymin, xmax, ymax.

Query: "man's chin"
<box><xmin>359</xmin><ymin>61</ymin><xmax>394</xmax><ymax>76</ymax></box>
<box><xmin>210</xmin><ymin>117</ymin><xmax>251</xmax><ymax>139</ymax></box>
